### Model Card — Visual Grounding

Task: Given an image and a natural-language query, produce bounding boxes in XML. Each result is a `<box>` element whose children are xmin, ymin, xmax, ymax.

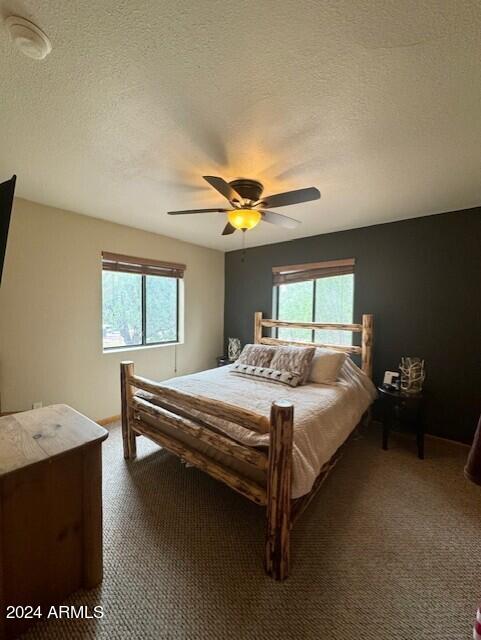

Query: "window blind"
<box><xmin>272</xmin><ymin>258</ymin><xmax>355</xmax><ymax>286</ymax></box>
<box><xmin>101</xmin><ymin>252</ymin><xmax>186</xmax><ymax>279</ymax></box>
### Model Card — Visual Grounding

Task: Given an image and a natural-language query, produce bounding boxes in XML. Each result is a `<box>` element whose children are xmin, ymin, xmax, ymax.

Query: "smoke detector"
<box><xmin>5</xmin><ymin>16</ymin><xmax>52</xmax><ymax>60</ymax></box>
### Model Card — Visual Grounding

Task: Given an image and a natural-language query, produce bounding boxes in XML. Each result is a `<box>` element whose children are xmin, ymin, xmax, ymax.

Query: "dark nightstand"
<box><xmin>216</xmin><ymin>356</ymin><xmax>234</xmax><ymax>367</ymax></box>
<box><xmin>377</xmin><ymin>386</ymin><xmax>425</xmax><ymax>459</ymax></box>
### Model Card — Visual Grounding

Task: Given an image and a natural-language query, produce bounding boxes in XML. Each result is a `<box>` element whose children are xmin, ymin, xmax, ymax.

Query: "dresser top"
<box><xmin>0</xmin><ymin>404</ymin><xmax>108</xmax><ymax>476</ymax></box>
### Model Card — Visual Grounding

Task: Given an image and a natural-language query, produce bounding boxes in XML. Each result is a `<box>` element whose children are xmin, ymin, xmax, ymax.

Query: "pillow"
<box><xmin>308</xmin><ymin>348</ymin><xmax>347</xmax><ymax>384</ymax></box>
<box><xmin>270</xmin><ymin>346</ymin><xmax>316</xmax><ymax>384</ymax></box>
<box><xmin>236</xmin><ymin>344</ymin><xmax>276</xmax><ymax>368</ymax></box>
<box><xmin>231</xmin><ymin>363</ymin><xmax>301</xmax><ymax>387</ymax></box>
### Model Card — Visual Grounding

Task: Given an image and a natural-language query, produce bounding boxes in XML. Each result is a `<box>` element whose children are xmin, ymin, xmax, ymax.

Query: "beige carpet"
<box><xmin>24</xmin><ymin>422</ymin><xmax>480</xmax><ymax>639</ymax></box>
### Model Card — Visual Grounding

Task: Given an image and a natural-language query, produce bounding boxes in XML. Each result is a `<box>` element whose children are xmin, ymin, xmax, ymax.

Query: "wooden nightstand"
<box><xmin>377</xmin><ymin>386</ymin><xmax>425</xmax><ymax>459</ymax></box>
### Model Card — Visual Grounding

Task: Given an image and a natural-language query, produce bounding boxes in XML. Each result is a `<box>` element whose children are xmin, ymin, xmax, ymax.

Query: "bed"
<box><xmin>120</xmin><ymin>312</ymin><xmax>375</xmax><ymax>580</ymax></box>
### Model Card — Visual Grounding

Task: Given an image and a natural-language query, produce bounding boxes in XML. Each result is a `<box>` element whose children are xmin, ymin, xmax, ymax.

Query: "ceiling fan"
<box><xmin>167</xmin><ymin>176</ymin><xmax>321</xmax><ymax>235</ymax></box>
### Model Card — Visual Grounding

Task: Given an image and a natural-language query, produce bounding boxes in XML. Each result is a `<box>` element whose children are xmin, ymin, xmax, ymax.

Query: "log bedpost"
<box><xmin>120</xmin><ymin>361</ymin><xmax>136</xmax><ymax>459</ymax></box>
<box><xmin>265</xmin><ymin>400</ymin><xmax>294</xmax><ymax>580</ymax></box>
<box><xmin>254</xmin><ymin>311</ymin><xmax>263</xmax><ymax>344</ymax></box>
<box><xmin>361</xmin><ymin>314</ymin><xmax>373</xmax><ymax>378</ymax></box>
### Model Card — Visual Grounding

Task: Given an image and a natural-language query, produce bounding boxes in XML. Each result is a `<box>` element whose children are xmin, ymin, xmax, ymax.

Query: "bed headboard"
<box><xmin>253</xmin><ymin>312</ymin><xmax>373</xmax><ymax>378</ymax></box>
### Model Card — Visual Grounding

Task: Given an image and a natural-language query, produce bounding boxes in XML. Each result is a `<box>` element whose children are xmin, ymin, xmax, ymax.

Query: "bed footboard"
<box><xmin>120</xmin><ymin>361</ymin><xmax>294</xmax><ymax>580</ymax></box>
<box><xmin>120</xmin><ymin>305</ymin><xmax>374</xmax><ymax>581</ymax></box>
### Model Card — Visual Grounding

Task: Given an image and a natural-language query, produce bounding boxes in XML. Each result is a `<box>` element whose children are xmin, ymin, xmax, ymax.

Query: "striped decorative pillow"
<box><xmin>231</xmin><ymin>363</ymin><xmax>301</xmax><ymax>387</ymax></box>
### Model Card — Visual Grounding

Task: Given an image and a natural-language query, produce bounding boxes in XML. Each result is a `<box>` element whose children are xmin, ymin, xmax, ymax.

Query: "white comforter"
<box><xmin>158</xmin><ymin>359</ymin><xmax>377</xmax><ymax>498</ymax></box>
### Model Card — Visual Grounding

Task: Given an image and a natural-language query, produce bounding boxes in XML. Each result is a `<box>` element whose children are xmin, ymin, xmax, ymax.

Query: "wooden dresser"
<box><xmin>0</xmin><ymin>404</ymin><xmax>108</xmax><ymax>638</ymax></box>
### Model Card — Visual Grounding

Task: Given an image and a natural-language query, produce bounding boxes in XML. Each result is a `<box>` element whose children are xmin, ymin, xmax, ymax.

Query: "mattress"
<box><xmin>136</xmin><ymin>358</ymin><xmax>377</xmax><ymax>498</ymax></box>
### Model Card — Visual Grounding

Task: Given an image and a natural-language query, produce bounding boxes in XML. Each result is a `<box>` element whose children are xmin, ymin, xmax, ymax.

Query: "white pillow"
<box><xmin>308</xmin><ymin>348</ymin><xmax>347</xmax><ymax>384</ymax></box>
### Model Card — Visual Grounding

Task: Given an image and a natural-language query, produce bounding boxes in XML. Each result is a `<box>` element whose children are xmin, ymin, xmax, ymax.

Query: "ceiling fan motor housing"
<box><xmin>229</xmin><ymin>178</ymin><xmax>263</xmax><ymax>203</ymax></box>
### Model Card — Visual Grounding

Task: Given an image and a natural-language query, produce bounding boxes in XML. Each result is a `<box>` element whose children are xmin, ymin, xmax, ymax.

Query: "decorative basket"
<box><xmin>228</xmin><ymin>338</ymin><xmax>242</xmax><ymax>361</ymax></box>
<box><xmin>399</xmin><ymin>357</ymin><xmax>425</xmax><ymax>394</ymax></box>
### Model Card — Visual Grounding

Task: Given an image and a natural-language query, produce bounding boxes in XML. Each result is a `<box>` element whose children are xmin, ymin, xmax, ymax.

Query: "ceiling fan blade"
<box><xmin>203</xmin><ymin>176</ymin><xmax>243</xmax><ymax>204</ymax></box>
<box><xmin>261</xmin><ymin>210</ymin><xmax>300</xmax><ymax>229</ymax></box>
<box><xmin>260</xmin><ymin>187</ymin><xmax>320</xmax><ymax>209</ymax></box>
<box><xmin>222</xmin><ymin>222</ymin><xmax>236</xmax><ymax>236</ymax></box>
<box><xmin>167</xmin><ymin>208</ymin><xmax>228</xmax><ymax>215</ymax></box>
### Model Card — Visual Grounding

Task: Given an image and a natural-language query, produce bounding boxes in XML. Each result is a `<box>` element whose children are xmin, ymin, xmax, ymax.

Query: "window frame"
<box><xmin>101</xmin><ymin>252</ymin><xmax>184</xmax><ymax>352</ymax></box>
<box><xmin>273</xmin><ymin>279</ymin><xmax>318</xmax><ymax>342</ymax></box>
<box><xmin>273</xmin><ymin>263</ymin><xmax>355</xmax><ymax>343</ymax></box>
<box><xmin>142</xmin><ymin>273</ymin><xmax>180</xmax><ymax>348</ymax></box>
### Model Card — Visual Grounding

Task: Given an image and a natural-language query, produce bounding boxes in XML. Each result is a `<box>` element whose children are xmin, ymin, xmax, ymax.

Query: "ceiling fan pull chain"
<box><xmin>241</xmin><ymin>229</ymin><xmax>246</xmax><ymax>262</ymax></box>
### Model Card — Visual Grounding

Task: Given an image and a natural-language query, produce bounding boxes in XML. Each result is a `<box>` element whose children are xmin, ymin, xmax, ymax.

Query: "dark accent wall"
<box><xmin>224</xmin><ymin>208</ymin><xmax>481</xmax><ymax>443</ymax></box>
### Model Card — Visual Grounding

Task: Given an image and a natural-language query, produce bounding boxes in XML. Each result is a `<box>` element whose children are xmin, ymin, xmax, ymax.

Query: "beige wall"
<box><xmin>0</xmin><ymin>198</ymin><xmax>224</xmax><ymax>420</ymax></box>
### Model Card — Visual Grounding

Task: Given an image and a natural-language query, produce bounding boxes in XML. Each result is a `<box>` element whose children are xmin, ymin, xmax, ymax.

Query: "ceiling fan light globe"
<box><xmin>227</xmin><ymin>209</ymin><xmax>261</xmax><ymax>231</ymax></box>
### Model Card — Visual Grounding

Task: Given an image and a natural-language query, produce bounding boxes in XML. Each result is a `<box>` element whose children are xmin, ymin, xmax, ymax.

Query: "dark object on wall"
<box><xmin>224</xmin><ymin>207</ymin><xmax>481</xmax><ymax>443</ymax></box>
<box><xmin>0</xmin><ymin>175</ymin><xmax>16</xmax><ymax>286</ymax></box>
<box><xmin>465</xmin><ymin>415</ymin><xmax>481</xmax><ymax>486</ymax></box>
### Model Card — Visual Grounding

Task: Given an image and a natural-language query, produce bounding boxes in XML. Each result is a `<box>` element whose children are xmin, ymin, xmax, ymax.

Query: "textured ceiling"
<box><xmin>1</xmin><ymin>0</ymin><xmax>480</xmax><ymax>251</ymax></box>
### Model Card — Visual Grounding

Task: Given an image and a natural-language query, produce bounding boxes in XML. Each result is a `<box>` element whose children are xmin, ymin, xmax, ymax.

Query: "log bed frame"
<box><xmin>120</xmin><ymin>311</ymin><xmax>374</xmax><ymax>580</ymax></box>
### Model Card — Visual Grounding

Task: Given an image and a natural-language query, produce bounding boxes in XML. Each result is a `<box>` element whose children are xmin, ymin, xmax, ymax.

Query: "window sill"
<box><xmin>103</xmin><ymin>342</ymin><xmax>182</xmax><ymax>355</ymax></box>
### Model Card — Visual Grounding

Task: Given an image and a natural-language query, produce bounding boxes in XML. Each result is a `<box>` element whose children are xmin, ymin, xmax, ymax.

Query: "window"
<box><xmin>273</xmin><ymin>259</ymin><xmax>354</xmax><ymax>346</ymax></box>
<box><xmin>101</xmin><ymin>252</ymin><xmax>185</xmax><ymax>350</ymax></box>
